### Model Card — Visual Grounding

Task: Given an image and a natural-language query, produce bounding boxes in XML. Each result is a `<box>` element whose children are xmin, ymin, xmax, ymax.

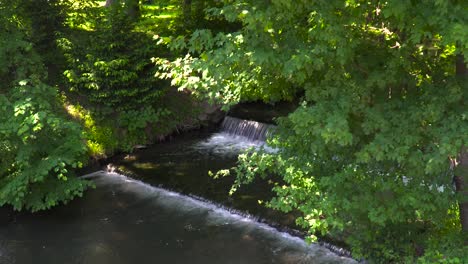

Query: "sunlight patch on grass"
<box><xmin>141</xmin><ymin>4</ymin><xmax>177</xmax><ymax>18</ymax></box>
<box><xmin>71</xmin><ymin>21</ymin><xmax>95</xmax><ymax>31</ymax></box>
<box><xmin>142</xmin><ymin>4</ymin><xmax>177</xmax><ymax>11</ymax></box>
<box><xmin>135</xmin><ymin>4</ymin><xmax>179</xmax><ymax>36</ymax></box>
<box><xmin>156</xmin><ymin>14</ymin><xmax>174</xmax><ymax>19</ymax></box>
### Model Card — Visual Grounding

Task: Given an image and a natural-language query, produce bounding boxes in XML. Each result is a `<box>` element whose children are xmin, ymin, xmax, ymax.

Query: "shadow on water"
<box><xmin>111</xmin><ymin>131</ymin><xmax>283</xmax><ymax>223</ymax></box>
<box><xmin>0</xmin><ymin>128</ymin><xmax>356</xmax><ymax>264</ymax></box>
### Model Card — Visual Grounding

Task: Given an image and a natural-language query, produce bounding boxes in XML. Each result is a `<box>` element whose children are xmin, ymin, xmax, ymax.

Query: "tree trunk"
<box><xmin>105</xmin><ymin>0</ymin><xmax>139</xmax><ymax>20</ymax></box>
<box><xmin>183</xmin><ymin>0</ymin><xmax>192</xmax><ymax>27</ymax></box>
<box><xmin>105</xmin><ymin>0</ymin><xmax>116</xmax><ymax>7</ymax></box>
<box><xmin>23</xmin><ymin>0</ymin><xmax>64</xmax><ymax>80</ymax></box>
<box><xmin>125</xmin><ymin>0</ymin><xmax>140</xmax><ymax>20</ymax></box>
<box><xmin>193</xmin><ymin>0</ymin><xmax>205</xmax><ymax>24</ymax></box>
<box><xmin>454</xmin><ymin>149</ymin><xmax>468</xmax><ymax>240</ymax></box>
<box><xmin>455</xmin><ymin>54</ymin><xmax>468</xmax><ymax>242</ymax></box>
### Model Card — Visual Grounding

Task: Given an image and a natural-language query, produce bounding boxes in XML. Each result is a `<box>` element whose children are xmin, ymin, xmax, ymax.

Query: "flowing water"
<box><xmin>0</xmin><ymin>117</ymin><xmax>356</xmax><ymax>264</ymax></box>
<box><xmin>220</xmin><ymin>116</ymin><xmax>275</xmax><ymax>142</ymax></box>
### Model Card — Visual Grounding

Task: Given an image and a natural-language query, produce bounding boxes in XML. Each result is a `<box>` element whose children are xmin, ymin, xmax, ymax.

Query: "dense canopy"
<box><xmin>158</xmin><ymin>0</ymin><xmax>467</xmax><ymax>262</ymax></box>
<box><xmin>0</xmin><ymin>0</ymin><xmax>466</xmax><ymax>262</ymax></box>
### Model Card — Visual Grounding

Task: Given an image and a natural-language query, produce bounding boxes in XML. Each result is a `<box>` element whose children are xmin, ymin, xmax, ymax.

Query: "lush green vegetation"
<box><xmin>157</xmin><ymin>0</ymin><xmax>468</xmax><ymax>262</ymax></box>
<box><xmin>0</xmin><ymin>0</ymin><xmax>92</xmax><ymax>211</ymax></box>
<box><xmin>0</xmin><ymin>0</ymin><xmax>202</xmax><ymax>210</ymax></box>
<box><xmin>1</xmin><ymin>0</ymin><xmax>466</xmax><ymax>262</ymax></box>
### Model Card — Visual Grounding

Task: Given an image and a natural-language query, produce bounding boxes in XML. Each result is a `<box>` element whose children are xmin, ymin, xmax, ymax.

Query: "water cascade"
<box><xmin>220</xmin><ymin>116</ymin><xmax>275</xmax><ymax>142</ymax></box>
<box><xmin>193</xmin><ymin>117</ymin><xmax>277</xmax><ymax>155</ymax></box>
<box><xmin>0</xmin><ymin>126</ymin><xmax>355</xmax><ymax>263</ymax></box>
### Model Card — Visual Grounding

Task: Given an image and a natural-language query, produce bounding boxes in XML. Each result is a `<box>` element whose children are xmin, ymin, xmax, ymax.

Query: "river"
<box><xmin>0</xmin><ymin>120</ymin><xmax>356</xmax><ymax>264</ymax></box>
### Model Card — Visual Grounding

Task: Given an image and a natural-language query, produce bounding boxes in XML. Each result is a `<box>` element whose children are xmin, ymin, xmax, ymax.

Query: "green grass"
<box><xmin>67</xmin><ymin>2</ymin><xmax>181</xmax><ymax>36</ymax></box>
<box><xmin>136</xmin><ymin>4</ymin><xmax>179</xmax><ymax>36</ymax></box>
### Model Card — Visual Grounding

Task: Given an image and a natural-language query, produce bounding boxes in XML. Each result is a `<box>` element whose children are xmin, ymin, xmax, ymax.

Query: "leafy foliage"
<box><xmin>157</xmin><ymin>0</ymin><xmax>468</xmax><ymax>262</ymax></box>
<box><xmin>62</xmin><ymin>3</ymin><xmax>164</xmax><ymax>110</ymax></box>
<box><xmin>60</xmin><ymin>1</ymin><xmax>184</xmax><ymax>155</ymax></box>
<box><xmin>0</xmin><ymin>4</ymin><xmax>91</xmax><ymax>211</ymax></box>
<box><xmin>0</xmin><ymin>80</ymin><xmax>91</xmax><ymax>211</ymax></box>
<box><xmin>0</xmin><ymin>0</ymin><xmax>215</xmax><ymax>212</ymax></box>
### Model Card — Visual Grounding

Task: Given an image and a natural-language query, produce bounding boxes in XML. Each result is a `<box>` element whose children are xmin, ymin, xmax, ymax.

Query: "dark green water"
<box><xmin>111</xmin><ymin>131</ymin><xmax>280</xmax><ymax>221</ymax></box>
<box><xmin>0</xmin><ymin>131</ymin><xmax>356</xmax><ymax>264</ymax></box>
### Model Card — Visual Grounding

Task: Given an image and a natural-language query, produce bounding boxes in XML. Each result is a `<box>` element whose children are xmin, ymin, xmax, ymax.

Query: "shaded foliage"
<box><xmin>157</xmin><ymin>0</ymin><xmax>468</xmax><ymax>262</ymax></box>
<box><xmin>63</xmin><ymin>3</ymin><xmax>164</xmax><ymax>110</ymax></box>
<box><xmin>0</xmin><ymin>2</ymin><xmax>91</xmax><ymax>211</ymax></box>
<box><xmin>60</xmin><ymin>1</ymin><xmax>188</xmax><ymax>154</ymax></box>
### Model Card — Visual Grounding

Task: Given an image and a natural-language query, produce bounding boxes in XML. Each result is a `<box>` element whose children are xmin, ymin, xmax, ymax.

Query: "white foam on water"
<box><xmin>90</xmin><ymin>172</ymin><xmax>356</xmax><ymax>263</ymax></box>
<box><xmin>192</xmin><ymin>132</ymin><xmax>277</xmax><ymax>156</ymax></box>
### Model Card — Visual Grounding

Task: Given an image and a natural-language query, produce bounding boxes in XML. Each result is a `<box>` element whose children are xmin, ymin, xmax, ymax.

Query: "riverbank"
<box><xmin>96</xmin><ymin>127</ymin><xmax>356</xmax><ymax>260</ymax></box>
<box><xmin>0</xmin><ymin>170</ymin><xmax>357</xmax><ymax>264</ymax></box>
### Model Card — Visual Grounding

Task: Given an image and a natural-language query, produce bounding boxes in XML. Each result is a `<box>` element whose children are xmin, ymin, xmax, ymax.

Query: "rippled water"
<box><xmin>0</xmin><ymin>132</ymin><xmax>355</xmax><ymax>264</ymax></box>
<box><xmin>193</xmin><ymin>132</ymin><xmax>277</xmax><ymax>156</ymax></box>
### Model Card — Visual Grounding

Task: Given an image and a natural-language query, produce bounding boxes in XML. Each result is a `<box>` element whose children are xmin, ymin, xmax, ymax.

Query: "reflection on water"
<box><xmin>0</xmin><ymin>172</ymin><xmax>354</xmax><ymax>264</ymax></box>
<box><xmin>0</xmin><ymin>132</ymin><xmax>355</xmax><ymax>264</ymax></box>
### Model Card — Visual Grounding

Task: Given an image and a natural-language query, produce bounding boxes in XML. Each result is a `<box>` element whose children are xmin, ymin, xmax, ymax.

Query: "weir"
<box><xmin>220</xmin><ymin>116</ymin><xmax>275</xmax><ymax>142</ymax></box>
<box><xmin>89</xmin><ymin>171</ymin><xmax>355</xmax><ymax>264</ymax></box>
<box><xmin>1</xmin><ymin>129</ymin><xmax>355</xmax><ymax>264</ymax></box>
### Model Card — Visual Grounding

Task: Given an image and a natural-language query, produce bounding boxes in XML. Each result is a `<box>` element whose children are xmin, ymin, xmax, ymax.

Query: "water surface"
<box><xmin>0</xmin><ymin>130</ymin><xmax>356</xmax><ymax>264</ymax></box>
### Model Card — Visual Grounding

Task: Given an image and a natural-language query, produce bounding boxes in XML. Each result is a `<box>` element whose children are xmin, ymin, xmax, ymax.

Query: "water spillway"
<box><xmin>220</xmin><ymin>116</ymin><xmax>275</xmax><ymax>142</ymax></box>
<box><xmin>0</xmin><ymin>170</ymin><xmax>355</xmax><ymax>264</ymax></box>
<box><xmin>0</xmin><ymin>131</ymin><xmax>354</xmax><ymax>264</ymax></box>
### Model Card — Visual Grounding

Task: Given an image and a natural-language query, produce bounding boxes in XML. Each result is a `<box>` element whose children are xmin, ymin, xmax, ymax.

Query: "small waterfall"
<box><xmin>86</xmin><ymin>172</ymin><xmax>357</xmax><ymax>263</ymax></box>
<box><xmin>220</xmin><ymin>116</ymin><xmax>275</xmax><ymax>141</ymax></box>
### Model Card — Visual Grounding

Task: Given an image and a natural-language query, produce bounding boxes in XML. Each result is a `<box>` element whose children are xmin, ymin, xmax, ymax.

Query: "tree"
<box><xmin>105</xmin><ymin>0</ymin><xmax>140</xmax><ymax>20</ymax></box>
<box><xmin>157</xmin><ymin>0</ymin><xmax>467</xmax><ymax>261</ymax></box>
<box><xmin>454</xmin><ymin>54</ymin><xmax>467</xmax><ymax>235</ymax></box>
<box><xmin>182</xmin><ymin>0</ymin><xmax>192</xmax><ymax>26</ymax></box>
<box><xmin>179</xmin><ymin>0</ymin><xmax>225</xmax><ymax>30</ymax></box>
<box><xmin>63</xmin><ymin>0</ymin><xmax>164</xmax><ymax>113</ymax></box>
<box><xmin>0</xmin><ymin>0</ymin><xmax>92</xmax><ymax>211</ymax></box>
